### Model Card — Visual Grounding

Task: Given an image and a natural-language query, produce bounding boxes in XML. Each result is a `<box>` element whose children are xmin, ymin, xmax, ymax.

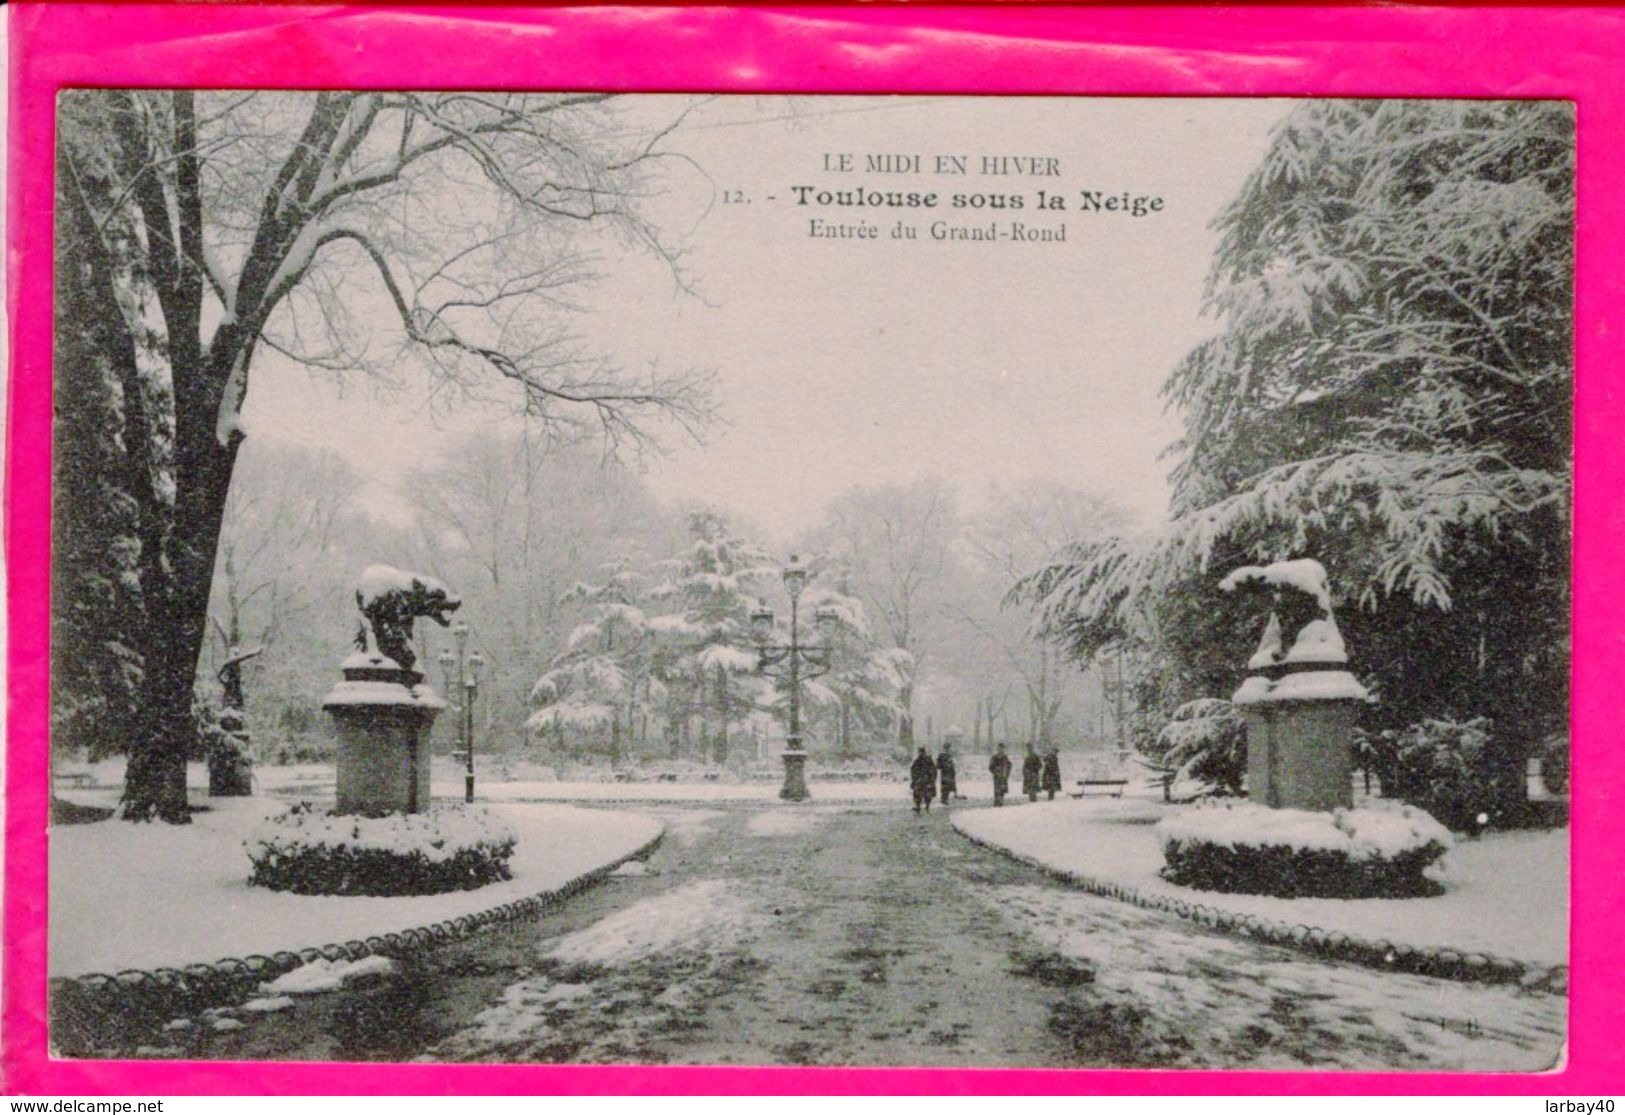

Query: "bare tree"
<box><xmin>815</xmin><ymin>480</ymin><xmax>957</xmax><ymax>748</ymax></box>
<box><xmin>56</xmin><ymin>90</ymin><xmax>716</xmax><ymax>820</ymax></box>
<box><xmin>962</xmin><ymin>483</ymin><xmax>1128</xmax><ymax>749</ymax></box>
<box><xmin>213</xmin><ymin>446</ymin><xmax>359</xmax><ymax>652</ymax></box>
<box><xmin>205</xmin><ymin>443</ymin><xmax>366</xmax><ymax>750</ymax></box>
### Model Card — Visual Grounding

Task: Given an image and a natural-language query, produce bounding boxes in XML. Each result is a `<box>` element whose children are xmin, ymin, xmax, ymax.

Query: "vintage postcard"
<box><xmin>41</xmin><ymin>89</ymin><xmax>1571</xmax><ymax>1076</ymax></box>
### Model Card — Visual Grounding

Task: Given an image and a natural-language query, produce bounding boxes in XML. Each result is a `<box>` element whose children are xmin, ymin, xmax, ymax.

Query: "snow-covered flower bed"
<box><xmin>246</xmin><ymin>804</ymin><xmax>517</xmax><ymax>896</ymax></box>
<box><xmin>1156</xmin><ymin>800</ymin><xmax>1453</xmax><ymax>898</ymax></box>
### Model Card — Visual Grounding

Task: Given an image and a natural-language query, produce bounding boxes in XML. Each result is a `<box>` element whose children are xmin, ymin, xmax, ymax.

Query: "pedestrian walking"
<box><xmin>936</xmin><ymin>746</ymin><xmax>958</xmax><ymax>807</ymax></box>
<box><xmin>989</xmin><ymin>744</ymin><xmax>1012</xmax><ymax>806</ymax></box>
<box><xmin>1042</xmin><ymin>746</ymin><xmax>1063</xmax><ymax>802</ymax></box>
<box><xmin>1022</xmin><ymin>744</ymin><xmax>1042</xmax><ymax>802</ymax></box>
<box><xmin>910</xmin><ymin>747</ymin><xmax>936</xmax><ymax>814</ymax></box>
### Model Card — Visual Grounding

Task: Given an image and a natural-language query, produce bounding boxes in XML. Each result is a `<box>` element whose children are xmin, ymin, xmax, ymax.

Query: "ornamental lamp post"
<box><xmin>752</xmin><ymin>555</ymin><xmax>839</xmax><ymax>802</ymax></box>
<box><xmin>438</xmin><ymin>623</ymin><xmax>485</xmax><ymax>804</ymax></box>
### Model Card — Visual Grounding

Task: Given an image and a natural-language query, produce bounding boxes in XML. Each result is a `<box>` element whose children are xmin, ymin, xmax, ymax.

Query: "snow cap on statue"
<box><xmin>1220</xmin><ymin>558</ymin><xmax>1369</xmax><ymax>705</ymax></box>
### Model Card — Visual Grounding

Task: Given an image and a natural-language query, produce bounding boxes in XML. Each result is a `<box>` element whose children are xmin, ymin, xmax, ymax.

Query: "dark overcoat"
<box><xmin>989</xmin><ymin>750</ymin><xmax>1012</xmax><ymax>794</ymax></box>
<box><xmin>936</xmin><ymin>752</ymin><xmax>958</xmax><ymax>795</ymax></box>
<box><xmin>1041</xmin><ymin>751</ymin><xmax>1063</xmax><ymax>794</ymax></box>
<box><xmin>910</xmin><ymin>752</ymin><xmax>937</xmax><ymax>797</ymax></box>
<box><xmin>1022</xmin><ymin>752</ymin><xmax>1043</xmax><ymax>795</ymax></box>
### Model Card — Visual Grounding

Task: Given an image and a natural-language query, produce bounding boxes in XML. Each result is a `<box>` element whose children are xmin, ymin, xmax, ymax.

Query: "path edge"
<box><xmin>951</xmin><ymin>814</ymin><xmax>1566</xmax><ymax>994</ymax></box>
<box><xmin>50</xmin><ymin>824</ymin><xmax>667</xmax><ymax>1035</ymax></box>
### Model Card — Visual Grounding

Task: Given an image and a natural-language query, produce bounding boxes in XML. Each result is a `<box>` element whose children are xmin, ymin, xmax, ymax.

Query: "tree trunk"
<box><xmin>54</xmin><ymin>162</ymin><xmax>160</xmax><ymax>765</ymax></box>
<box><xmin>122</xmin><ymin>420</ymin><xmax>241</xmax><ymax>822</ymax></box>
<box><xmin>56</xmin><ymin>146</ymin><xmax>227</xmax><ymax>825</ymax></box>
<box><xmin>121</xmin><ymin>294</ymin><xmax>243</xmax><ymax>821</ymax></box>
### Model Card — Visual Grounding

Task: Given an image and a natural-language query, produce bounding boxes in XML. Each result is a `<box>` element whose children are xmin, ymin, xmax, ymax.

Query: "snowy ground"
<box><xmin>954</xmin><ymin>798</ymin><xmax>1567</xmax><ymax>968</ymax></box>
<box><xmin>482</xmin><ymin>779</ymin><xmax>912</xmax><ymax>803</ymax></box>
<box><xmin>436</xmin><ymin>878</ymin><xmax>767</xmax><ymax>1057</ymax></box>
<box><xmin>50</xmin><ymin>797</ymin><xmax>662</xmax><ymax>977</ymax></box>
<box><xmin>56</xmin><ymin>758</ymin><xmax>332</xmax><ymax>798</ymax></box>
<box><xmin>454</xmin><ymin>752</ymin><xmax>1119</xmax><ymax>804</ymax></box>
<box><xmin>54</xmin><ymin>752</ymin><xmax>1126</xmax><ymax>805</ymax></box>
<box><xmin>983</xmin><ymin>882</ymin><xmax>1563</xmax><ymax>1071</ymax></box>
<box><xmin>126</xmin><ymin>802</ymin><xmax>1563</xmax><ymax>1070</ymax></box>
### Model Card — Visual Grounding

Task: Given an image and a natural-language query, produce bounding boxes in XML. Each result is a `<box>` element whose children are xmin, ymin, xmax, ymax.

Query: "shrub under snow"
<box><xmin>1156</xmin><ymin>799</ymin><xmax>1453</xmax><ymax>898</ymax></box>
<box><xmin>246</xmin><ymin>803</ymin><xmax>517</xmax><ymax>896</ymax></box>
<box><xmin>1358</xmin><ymin>717</ymin><xmax>1496</xmax><ymax>829</ymax></box>
<box><xmin>1157</xmin><ymin>698</ymin><xmax>1247</xmax><ymax>796</ymax></box>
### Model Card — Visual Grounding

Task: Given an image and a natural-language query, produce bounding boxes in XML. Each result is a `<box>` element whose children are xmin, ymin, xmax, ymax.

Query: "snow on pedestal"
<box><xmin>1220</xmin><ymin>559</ymin><xmax>1369</xmax><ymax>812</ymax></box>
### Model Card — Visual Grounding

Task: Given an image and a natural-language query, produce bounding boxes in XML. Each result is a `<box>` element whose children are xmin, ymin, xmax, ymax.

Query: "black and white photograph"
<box><xmin>47</xmin><ymin>91</ymin><xmax>1571</xmax><ymax>1072</ymax></box>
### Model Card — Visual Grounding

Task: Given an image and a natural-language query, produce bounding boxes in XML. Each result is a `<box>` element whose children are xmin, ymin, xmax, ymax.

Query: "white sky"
<box><xmin>242</xmin><ymin>96</ymin><xmax>1290</xmax><ymax>543</ymax></box>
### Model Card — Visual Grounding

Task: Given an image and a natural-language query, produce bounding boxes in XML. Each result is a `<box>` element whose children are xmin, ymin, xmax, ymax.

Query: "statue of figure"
<box><xmin>354</xmin><ymin>565</ymin><xmax>462</xmax><ymax>674</ymax></box>
<box><xmin>216</xmin><ymin>645</ymin><xmax>263</xmax><ymax>728</ymax></box>
<box><xmin>210</xmin><ymin>645</ymin><xmax>261</xmax><ymax>797</ymax></box>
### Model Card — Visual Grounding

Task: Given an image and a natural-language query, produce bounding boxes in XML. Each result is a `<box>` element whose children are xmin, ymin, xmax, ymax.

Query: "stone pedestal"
<box><xmin>208</xmin><ymin>745</ymin><xmax>254</xmax><ymax>797</ymax></box>
<box><xmin>1241</xmin><ymin>697</ymin><xmax>1360</xmax><ymax>811</ymax></box>
<box><xmin>779</xmin><ymin>748</ymin><xmax>810</xmax><ymax>802</ymax></box>
<box><xmin>208</xmin><ymin>710</ymin><xmax>254</xmax><ymax>797</ymax></box>
<box><xmin>323</xmin><ymin>652</ymin><xmax>446</xmax><ymax>816</ymax></box>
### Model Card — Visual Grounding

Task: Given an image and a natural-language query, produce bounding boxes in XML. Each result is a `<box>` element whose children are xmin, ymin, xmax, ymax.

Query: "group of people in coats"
<box><xmin>909</xmin><ymin>742</ymin><xmax>1062</xmax><ymax>813</ymax></box>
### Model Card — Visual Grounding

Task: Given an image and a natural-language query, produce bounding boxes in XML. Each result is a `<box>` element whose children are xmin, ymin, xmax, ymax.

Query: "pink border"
<box><xmin>7</xmin><ymin>2</ymin><xmax>1622</xmax><ymax>1095</ymax></box>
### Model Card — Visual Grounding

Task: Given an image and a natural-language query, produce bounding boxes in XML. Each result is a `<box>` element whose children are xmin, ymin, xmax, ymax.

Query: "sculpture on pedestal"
<box><xmin>354</xmin><ymin>566</ymin><xmax>462</xmax><ymax>674</ymax></box>
<box><xmin>324</xmin><ymin>566</ymin><xmax>459</xmax><ymax>816</ymax></box>
<box><xmin>1152</xmin><ymin>560</ymin><xmax>1451</xmax><ymax>899</ymax></box>
<box><xmin>208</xmin><ymin>645</ymin><xmax>261</xmax><ymax>796</ymax></box>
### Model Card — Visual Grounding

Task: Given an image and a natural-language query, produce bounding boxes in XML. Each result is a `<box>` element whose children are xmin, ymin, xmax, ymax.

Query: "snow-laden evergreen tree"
<box><xmin>646</xmin><ymin>513</ymin><xmax>775</xmax><ymax>763</ymax></box>
<box><xmin>1157</xmin><ymin>698</ymin><xmax>1247</xmax><ymax>797</ymax></box>
<box><xmin>527</xmin><ymin>557</ymin><xmax>663</xmax><ymax>764</ymax></box>
<box><xmin>1020</xmin><ymin>101</ymin><xmax>1572</xmax><ymax>809</ymax></box>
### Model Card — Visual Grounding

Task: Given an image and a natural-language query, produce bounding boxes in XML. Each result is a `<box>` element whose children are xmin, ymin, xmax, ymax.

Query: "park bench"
<box><xmin>817</xmin><ymin>768</ymin><xmax>894</xmax><ymax>782</ymax></box>
<box><xmin>54</xmin><ymin>771</ymin><xmax>96</xmax><ymax>791</ymax></box>
<box><xmin>1070</xmin><ymin>778</ymin><xmax>1129</xmax><ymax>799</ymax></box>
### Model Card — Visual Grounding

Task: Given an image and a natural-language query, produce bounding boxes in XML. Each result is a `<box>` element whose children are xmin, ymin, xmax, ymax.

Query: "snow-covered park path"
<box><xmin>92</xmin><ymin>803</ymin><xmax>1564</xmax><ymax>1071</ymax></box>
